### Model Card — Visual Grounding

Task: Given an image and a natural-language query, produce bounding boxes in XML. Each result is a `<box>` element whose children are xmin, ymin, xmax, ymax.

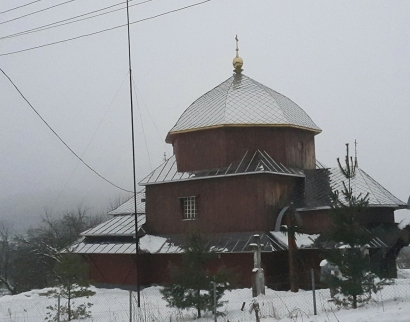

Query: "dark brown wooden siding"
<box><xmin>145</xmin><ymin>174</ymin><xmax>297</xmax><ymax>235</ymax></box>
<box><xmin>87</xmin><ymin>254</ymin><xmax>138</xmax><ymax>285</ymax></box>
<box><xmin>88</xmin><ymin>253</ymin><xmax>255</xmax><ymax>288</ymax></box>
<box><xmin>298</xmin><ymin>207</ymin><xmax>395</xmax><ymax>234</ymax></box>
<box><xmin>171</xmin><ymin>127</ymin><xmax>316</xmax><ymax>172</ymax></box>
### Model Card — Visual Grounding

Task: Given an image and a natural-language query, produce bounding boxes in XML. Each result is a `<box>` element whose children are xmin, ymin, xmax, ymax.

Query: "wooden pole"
<box><xmin>288</xmin><ymin>229</ymin><xmax>298</xmax><ymax>292</ymax></box>
<box><xmin>311</xmin><ymin>268</ymin><xmax>317</xmax><ymax>315</ymax></box>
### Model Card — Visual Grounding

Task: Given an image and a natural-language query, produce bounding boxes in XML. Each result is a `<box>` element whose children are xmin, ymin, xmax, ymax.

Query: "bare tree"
<box><xmin>0</xmin><ymin>220</ymin><xmax>17</xmax><ymax>294</ymax></box>
<box><xmin>8</xmin><ymin>207</ymin><xmax>108</xmax><ymax>293</ymax></box>
<box><xmin>108</xmin><ymin>193</ymin><xmax>131</xmax><ymax>212</ymax></box>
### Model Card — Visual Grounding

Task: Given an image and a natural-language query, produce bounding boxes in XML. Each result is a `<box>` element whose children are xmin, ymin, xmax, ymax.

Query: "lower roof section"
<box><xmin>70</xmin><ymin>231</ymin><xmax>332</xmax><ymax>255</ymax></box>
<box><xmin>139</xmin><ymin>150</ymin><xmax>304</xmax><ymax>186</ymax></box>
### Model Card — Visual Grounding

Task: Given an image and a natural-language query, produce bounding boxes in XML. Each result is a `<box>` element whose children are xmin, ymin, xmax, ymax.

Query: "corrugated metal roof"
<box><xmin>81</xmin><ymin>214</ymin><xmax>146</xmax><ymax>237</ymax></box>
<box><xmin>167</xmin><ymin>74</ymin><xmax>321</xmax><ymax>139</ymax></box>
<box><xmin>140</xmin><ymin>150</ymin><xmax>304</xmax><ymax>185</ymax></box>
<box><xmin>108</xmin><ymin>190</ymin><xmax>145</xmax><ymax>215</ymax></box>
<box><xmin>70</xmin><ymin>239</ymin><xmax>137</xmax><ymax>254</ymax></box>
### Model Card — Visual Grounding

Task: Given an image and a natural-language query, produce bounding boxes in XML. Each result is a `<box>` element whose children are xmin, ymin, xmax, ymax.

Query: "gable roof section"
<box><xmin>295</xmin><ymin>167</ymin><xmax>407</xmax><ymax>210</ymax></box>
<box><xmin>166</xmin><ymin>74</ymin><xmax>321</xmax><ymax>141</ymax></box>
<box><xmin>139</xmin><ymin>150</ymin><xmax>304</xmax><ymax>185</ymax></box>
<box><xmin>108</xmin><ymin>190</ymin><xmax>145</xmax><ymax>215</ymax></box>
<box><xmin>81</xmin><ymin>214</ymin><xmax>146</xmax><ymax>237</ymax></box>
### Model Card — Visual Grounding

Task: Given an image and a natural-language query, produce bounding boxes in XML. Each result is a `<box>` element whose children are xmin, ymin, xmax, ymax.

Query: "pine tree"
<box><xmin>323</xmin><ymin>144</ymin><xmax>385</xmax><ymax>308</ymax></box>
<box><xmin>45</xmin><ymin>252</ymin><xmax>95</xmax><ymax>321</ymax></box>
<box><xmin>161</xmin><ymin>232</ymin><xmax>234</xmax><ymax>318</ymax></box>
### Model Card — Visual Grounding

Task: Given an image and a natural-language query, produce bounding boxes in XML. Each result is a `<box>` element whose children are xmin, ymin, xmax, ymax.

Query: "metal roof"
<box><xmin>69</xmin><ymin>239</ymin><xmax>137</xmax><ymax>254</ymax></box>
<box><xmin>81</xmin><ymin>214</ymin><xmax>146</xmax><ymax>237</ymax></box>
<box><xmin>70</xmin><ymin>232</ymin><xmax>287</xmax><ymax>255</ymax></box>
<box><xmin>70</xmin><ymin>229</ymin><xmax>388</xmax><ymax>255</ymax></box>
<box><xmin>108</xmin><ymin>190</ymin><xmax>145</xmax><ymax>215</ymax></box>
<box><xmin>331</xmin><ymin>168</ymin><xmax>407</xmax><ymax>208</ymax></box>
<box><xmin>167</xmin><ymin>74</ymin><xmax>321</xmax><ymax>140</ymax></box>
<box><xmin>151</xmin><ymin>232</ymin><xmax>284</xmax><ymax>254</ymax></box>
<box><xmin>295</xmin><ymin>167</ymin><xmax>408</xmax><ymax>210</ymax></box>
<box><xmin>139</xmin><ymin>150</ymin><xmax>304</xmax><ymax>185</ymax></box>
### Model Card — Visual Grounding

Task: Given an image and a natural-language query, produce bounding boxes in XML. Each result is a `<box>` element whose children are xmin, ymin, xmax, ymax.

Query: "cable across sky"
<box><xmin>0</xmin><ymin>0</ymin><xmax>212</xmax><ymax>57</ymax></box>
<box><xmin>0</xmin><ymin>0</ymin><xmax>153</xmax><ymax>40</ymax></box>
<box><xmin>1</xmin><ymin>68</ymin><xmax>133</xmax><ymax>193</ymax></box>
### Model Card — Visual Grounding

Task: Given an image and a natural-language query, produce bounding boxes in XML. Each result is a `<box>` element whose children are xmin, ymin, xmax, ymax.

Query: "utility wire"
<box><xmin>0</xmin><ymin>0</ymin><xmax>212</xmax><ymax>57</ymax></box>
<box><xmin>51</xmin><ymin>72</ymin><xmax>130</xmax><ymax>209</ymax></box>
<box><xmin>0</xmin><ymin>0</ymin><xmax>153</xmax><ymax>40</ymax></box>
<box><xmin>0</xmin><ymin>0</ymin><xmax>75</xmax><ymax>25</ymax></box>
<box><xmin>0</xmin><ymin>0</ymin><xmax>44</xmax><ymax>15</ymax></box>
<box><xmin>132</xmin><ymin>76</ymin><xmax>152</xmax><ymax>170</ymax></box>
<box><xmin>132</xmin><ymin>75</ymin><xmax>168</xmax><ymax>156</ymax></box>
<box><xmin>1</xmin><ymin>68</ymin><xmax>132</xmax><ymax>193</ymax></box>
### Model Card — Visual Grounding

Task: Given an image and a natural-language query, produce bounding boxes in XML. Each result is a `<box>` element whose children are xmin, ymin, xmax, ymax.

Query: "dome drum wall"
<box><xmin>171</xmin><ymin>126</ymin><xmax>316</xmax><ymax>173</ymax></box>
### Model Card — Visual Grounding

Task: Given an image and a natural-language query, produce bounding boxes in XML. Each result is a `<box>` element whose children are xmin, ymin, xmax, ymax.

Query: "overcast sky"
<box><xmin>1</xmin><ymin>0</ymin><xmax>409</xmax><ymax>232</ymax></box>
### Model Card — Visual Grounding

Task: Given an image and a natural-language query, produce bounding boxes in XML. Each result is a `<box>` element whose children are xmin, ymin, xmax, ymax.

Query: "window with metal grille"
<box><xmin>180</xmin><ymin>196</ymin><xmax>197</xmax><ymax>220</ymax></box>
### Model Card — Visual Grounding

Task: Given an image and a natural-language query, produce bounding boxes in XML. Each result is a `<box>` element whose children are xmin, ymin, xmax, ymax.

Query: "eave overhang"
<box><xmin>166</xmin><ymin>123</ymin><xmax>322</xmax><ymax>143</ymax></box>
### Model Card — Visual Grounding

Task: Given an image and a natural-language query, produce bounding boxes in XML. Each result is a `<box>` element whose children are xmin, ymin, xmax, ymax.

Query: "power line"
<box><xmin>0</xmin><ymin>0</ymin><xmax>75</xmax><ymax>25</ymax></box>
<box><xmin>1</xmin><ymin>68</ymin><xmax>132</xmax><ymax>193</ymax></box>
<box><xmin>51</xmin><ymin>72</ymin><xmax>130</xmax><ymax>209</ymax></box>
<box><xmin>132</xmin><ymin>75</ymin><xmax>169</xmax><ymax>157</ymax></box>
<box><xmin>0</xmin><ymin>0</ymin><xmax>212</xmax><ymax>57</ymax></box>
<box><xmin>0</xmin><ymin>0</ymin><xmax>153</xmax><ymax>40</ymax></box>
<box><xmin>0</xmin><ymin>0</ymin><xmax>44</xmax><ymax>15</ymax></box>
<box><xmin>132</xmin><ymin>75</ymin><xmax>152</xmax><ymax>170</ymax></box>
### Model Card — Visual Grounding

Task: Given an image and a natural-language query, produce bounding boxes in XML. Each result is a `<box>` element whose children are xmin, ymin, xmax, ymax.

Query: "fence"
<box><xmin>1</xmin><ymin>275</ymin><xmax>410</xmax><ymax>321</ymax></box>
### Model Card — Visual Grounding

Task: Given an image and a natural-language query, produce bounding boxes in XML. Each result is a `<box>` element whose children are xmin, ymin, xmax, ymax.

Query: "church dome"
<box><xmin>166</xmin><ymin>73</ymin><xmax>321</xmax><ymax>142</ymax></box>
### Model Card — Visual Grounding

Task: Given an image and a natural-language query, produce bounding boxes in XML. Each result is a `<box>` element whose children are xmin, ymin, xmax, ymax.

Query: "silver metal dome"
<box><xmin>167</xmin><ymin>74</ymin><xmax>321</xmax><ymax>138</ymax></box>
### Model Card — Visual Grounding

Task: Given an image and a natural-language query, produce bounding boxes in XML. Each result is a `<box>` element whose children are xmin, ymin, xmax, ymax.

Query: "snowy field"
<box><xmin>1</xmin><ymin>271</ymin><xmax>410</xmax><ymax>322</ymax></box>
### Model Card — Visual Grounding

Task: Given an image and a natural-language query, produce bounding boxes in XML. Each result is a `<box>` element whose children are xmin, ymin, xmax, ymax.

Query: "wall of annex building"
<box><xmin>170</xmin><ymin>126</ymin><xmax>316</xmax><ymax>172</ymax></box>
<box><xmin>297</xmin><ymin>207</ymin><xmax>395</xmax><ymax>234</ymax></box>
<box><xmin>85</xmin><ymin>251</ymin><xmax>324</xmax><ymax>290</ymax></box>
<box><xmin>87</xmin><ymin>253</ymin><xmax>256</xmax><ymax>288</ymax></box>
<box><xmin>144</xmin><ymin>173</ymin><xmax>297</xmax><ymax>235</ymax></box>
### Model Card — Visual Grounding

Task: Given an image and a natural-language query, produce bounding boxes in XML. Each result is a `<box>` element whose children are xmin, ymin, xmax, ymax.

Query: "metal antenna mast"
<box><xmin>126</xmin><ymin>0</ymin><xmax>141</xmax><ymax>308</ymax></box>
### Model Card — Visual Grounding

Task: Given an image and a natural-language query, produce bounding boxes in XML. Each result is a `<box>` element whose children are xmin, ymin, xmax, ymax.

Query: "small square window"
<box><xmin>180</xmin><ymin>196</ymin><xmax>197</xmax><ymax>220</ymax></box>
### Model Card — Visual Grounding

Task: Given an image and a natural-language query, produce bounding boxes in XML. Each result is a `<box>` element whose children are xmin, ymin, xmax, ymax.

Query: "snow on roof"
<box><xmin>270</xmin><ymin>231</ymin><xmax>319</xmax><ymax>249</ymax></box>
<box><xmin>167</xmin><ymin>74</ymin><xmax>321</xmax><ymax>140</ymax></box>
<box><xmin>71</xmin><ymin>232</ymin><xmax>290</xmax><ymax>255</ymax></box>
<box><xmin>140</xmin><ymin>150</ymin><xmax>304</xmax><ymax>185</ymax></box>
<box><xmin>108</xmin><ymin>190</ymin><xmax>145</xmax><ymax>215</ymax></box>
<box><xmin>139</xmin><ymin>234</ymin><xmax>181</xmax><ymax>254</ymax></box>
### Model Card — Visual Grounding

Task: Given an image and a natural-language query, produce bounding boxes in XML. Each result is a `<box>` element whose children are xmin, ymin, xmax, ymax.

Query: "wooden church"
<box><xmin>71</xmin><ymin>41</ymin><xmax>408</xmax><ymax>290</ymax></box>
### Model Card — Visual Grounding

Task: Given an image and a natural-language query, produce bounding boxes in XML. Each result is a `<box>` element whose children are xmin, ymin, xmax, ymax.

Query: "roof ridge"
<box><xmin>244</xmin><ymin>76</ymin><xmax>287</xmax><ymax>122</ymax></box>
<box><xmin>223</xmin><ymin>74</ymin><xmax>236</xmax><ymax>123</ymax></box>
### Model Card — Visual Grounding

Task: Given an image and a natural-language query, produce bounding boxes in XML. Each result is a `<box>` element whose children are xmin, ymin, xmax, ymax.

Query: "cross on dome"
<box><xmin>233</xmin><ymin>35</ymin><xmax>243</xmax><ymax>74</ymax></box>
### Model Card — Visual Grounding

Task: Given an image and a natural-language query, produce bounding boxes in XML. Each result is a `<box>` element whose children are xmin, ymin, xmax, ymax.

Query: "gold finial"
<box><xmin>233</xmin><ymin>34</ymin><xmax>243</xmax><ymax>74</ymax></box>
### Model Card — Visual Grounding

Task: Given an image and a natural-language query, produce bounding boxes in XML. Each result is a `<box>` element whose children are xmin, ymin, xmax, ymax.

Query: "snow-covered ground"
<box><xmin>1</xmin><ymin>271</ymin><xmax>410</xmax><ymax>322</ymax></box>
